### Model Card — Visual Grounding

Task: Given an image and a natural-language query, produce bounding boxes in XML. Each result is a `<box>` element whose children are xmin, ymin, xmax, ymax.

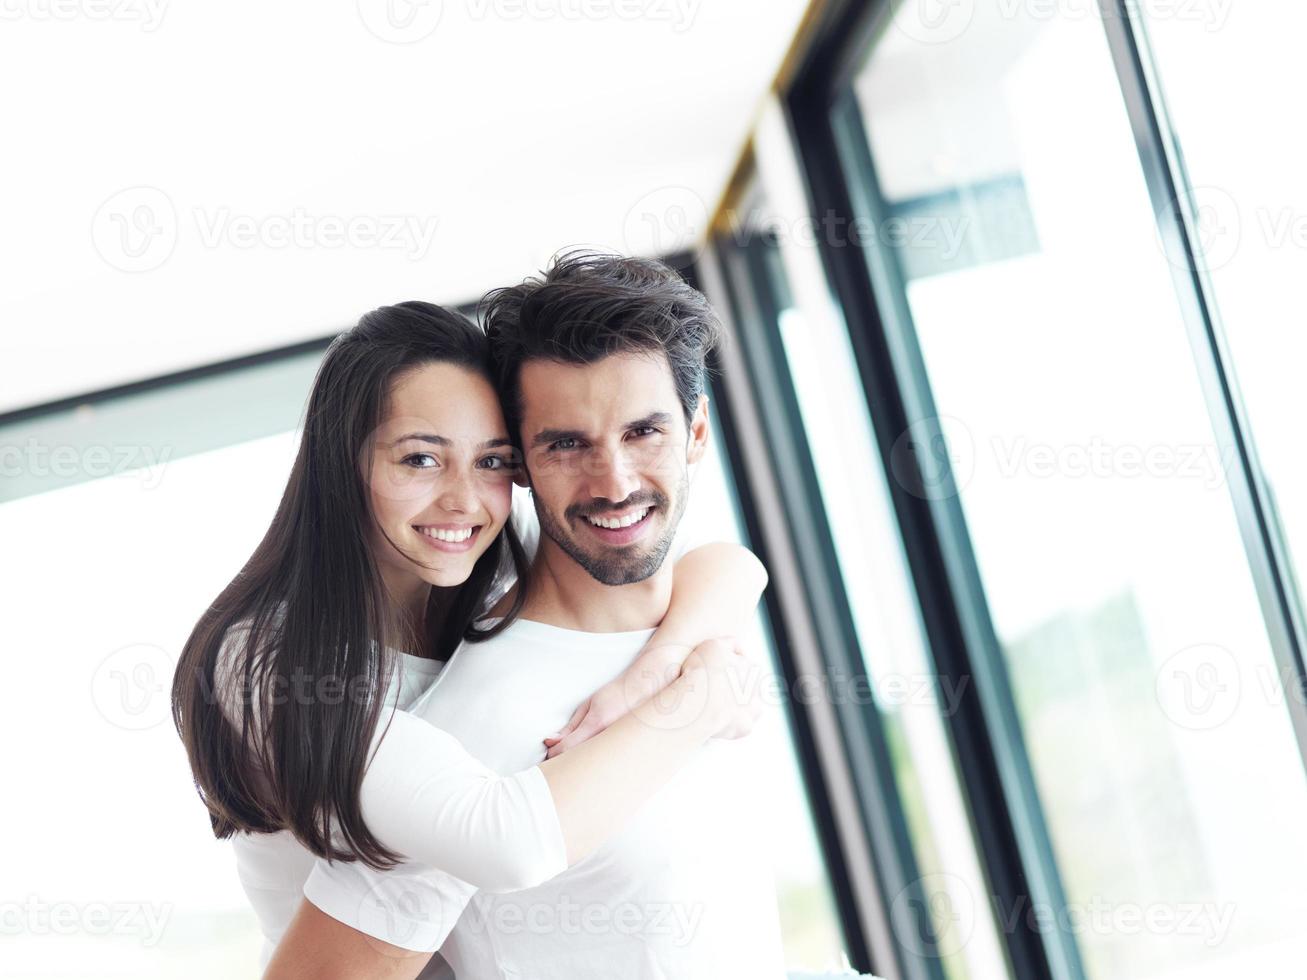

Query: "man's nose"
<box><xmin>585</xmin><ymin>445</ymin><xmax>642</xmax><ymax>505</ymax></box>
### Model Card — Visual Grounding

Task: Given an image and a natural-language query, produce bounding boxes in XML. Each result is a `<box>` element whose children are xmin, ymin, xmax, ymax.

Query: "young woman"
<box><xmin>171</xmin><ymin>301</ymin><xmax>766</xmax><ymax>966</ymax></box>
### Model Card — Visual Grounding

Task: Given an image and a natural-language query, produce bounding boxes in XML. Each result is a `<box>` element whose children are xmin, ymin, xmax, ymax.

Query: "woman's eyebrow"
<box><xmin>391</xmin><ymin>433</ymin><xmax>512</xmax><ymax>449</ymax></box>
<box><xmin>392</xmin><ymin>432</ymin><xmax>450</xmax><ymax>447</ymax></box>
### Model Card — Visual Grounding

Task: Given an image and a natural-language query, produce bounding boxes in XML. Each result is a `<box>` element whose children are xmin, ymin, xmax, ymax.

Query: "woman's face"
<box><xmin>365</xmin><ymin>362</ymin><xmax>516</xmax><ymax>598</ymax></box>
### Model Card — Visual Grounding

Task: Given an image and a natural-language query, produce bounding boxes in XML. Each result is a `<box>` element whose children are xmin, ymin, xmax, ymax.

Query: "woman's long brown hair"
<box><xmin>171</xmin><ymin>302</ymin><xmax>528</xmax><ymax>870</ymax></box>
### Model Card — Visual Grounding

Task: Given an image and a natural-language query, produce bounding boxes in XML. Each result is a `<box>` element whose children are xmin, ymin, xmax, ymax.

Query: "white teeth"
<box><xmin>586</xmin><ymin>507</ymin><xmax>650</xmax><ymax>530</ymax></box>
<box><xmin>420</xmin><ymin>526</ymin><xmax>474</xmax><ymax>543</ymax></box>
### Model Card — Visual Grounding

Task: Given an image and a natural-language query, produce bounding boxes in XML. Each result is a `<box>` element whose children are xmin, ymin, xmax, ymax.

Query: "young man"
<box><xmin>268</xmin><ymin>251</ymin><xmax>788</xmax><ymax>979</ymax></box>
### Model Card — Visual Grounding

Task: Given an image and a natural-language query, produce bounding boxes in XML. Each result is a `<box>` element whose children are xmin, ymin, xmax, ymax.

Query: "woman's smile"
<box><xmin>413</xmin><ymin>522</ymin><xmax>484</xmax><ymax>553</ymax></box>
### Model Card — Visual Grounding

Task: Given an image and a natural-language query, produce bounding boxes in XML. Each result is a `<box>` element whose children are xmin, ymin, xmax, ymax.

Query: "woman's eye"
<box><xmin>478</xmin><ymin>455</ymin><xmax>511</xmax><ymax>471</ymax></box>
<box><xmin>401</xmin><ymin>453</ymin><xmax>438</xmax><ymax>469</ymax></box>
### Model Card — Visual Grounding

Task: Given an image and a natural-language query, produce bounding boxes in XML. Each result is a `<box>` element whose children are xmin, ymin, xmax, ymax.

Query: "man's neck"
<box><xmin>519</xmin><ymin>537</ymin><xmax>672</xmax><ymax>633</ymax></box>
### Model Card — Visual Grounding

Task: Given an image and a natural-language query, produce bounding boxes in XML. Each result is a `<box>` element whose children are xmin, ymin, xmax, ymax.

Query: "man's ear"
<box><xmin>511</xmin><ymin>445</ymin><xmax>531</xmax><ymax>488</ymax></box>
<box><xmin>686</xmin><ymin>394</ymin><xmax>710</xmax><ymax>465</ymax></box>
<box><xmin>512</xmin><ymin>458</ymin><xmax>532</xmax><ymax>490</ymax></box>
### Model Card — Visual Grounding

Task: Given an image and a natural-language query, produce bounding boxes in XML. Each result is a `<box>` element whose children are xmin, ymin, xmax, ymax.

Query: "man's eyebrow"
<box><xmin>391</xmin><ymin>433</ymin><xmax>513</xmax><ymax>450</ymax></box>
<box><xmin>530</xmin><ymin>412</ymin><xmax>674</xmax><ymax>449</ymax></box>
<box><xmin>629</xmin><ymin>411</ymin><xmax>674</xmax><ymax>430</ymax></box>
<box><xmin>531</xmin><ymin>428</ymin><xmax>584</xmax><ymax>449</ymax></box>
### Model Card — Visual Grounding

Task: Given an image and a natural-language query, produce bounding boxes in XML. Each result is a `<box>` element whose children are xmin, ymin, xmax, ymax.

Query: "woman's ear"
<box><xmin>686</xmin><ymin>394</ymin><xmax>710</xmax><ymax>465</ymax></box>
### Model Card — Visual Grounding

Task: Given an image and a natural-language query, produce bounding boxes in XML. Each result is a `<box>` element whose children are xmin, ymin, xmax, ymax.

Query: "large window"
<box><xmin>823</xmin><ymin>2</ymin><xmax>1307</xmax><ymax>977</ymax></box>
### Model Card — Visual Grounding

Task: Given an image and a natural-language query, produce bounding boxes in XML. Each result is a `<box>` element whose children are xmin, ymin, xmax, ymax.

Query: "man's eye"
<box><xmin>550</xmin><ymin>437</ymin><xmax>579</xmax><ymax>451</ymax></box>
<box><xmin>401</xmin><ymin>453</ymin><xmax>438</xmax><ymax>469</ymax></box>
<box><xmin>630</xmin><ymin>426</ymin><xmax>658</xmax><ymax>438</ymax></box>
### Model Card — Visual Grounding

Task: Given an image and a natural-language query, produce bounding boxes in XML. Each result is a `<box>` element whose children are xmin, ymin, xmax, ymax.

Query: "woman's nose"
<box><xmin>436</xmin><ymin>475</ymin><xmax>478</xmax><ymax>514</ymax></box>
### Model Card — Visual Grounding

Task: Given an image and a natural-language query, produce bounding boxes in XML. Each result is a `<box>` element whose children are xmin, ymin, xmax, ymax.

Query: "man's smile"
<box><xmin>578</xmin><ymin>505</ymin><xmax>657</xmax><ymax>546</ymax></box>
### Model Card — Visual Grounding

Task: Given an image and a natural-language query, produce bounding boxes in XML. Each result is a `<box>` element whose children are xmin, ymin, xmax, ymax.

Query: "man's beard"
<box><xmin>533</xmin><ymin>475</ymin><xmax>689</xmax><ymax>586</ymax></box>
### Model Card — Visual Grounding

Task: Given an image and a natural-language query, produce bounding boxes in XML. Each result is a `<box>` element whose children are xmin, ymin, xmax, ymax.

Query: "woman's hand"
<box><xmin>545</xmin><ymin>637</ymin><xmax>763</xmax><ymax>757</ymax></box>
<box><xmin>544</xmin><ymin>644</ymin><xmax>685</xmax><ymax>758</ymax></box>
<box><xmin>544</xmin><ymin>541</ymin><xmax>769</xmax><ymax>757</ymax></box>
<box><xmin>538</xmin><ymin>637</ymin><xmax>765</xmax><ymax>865</ymax></box>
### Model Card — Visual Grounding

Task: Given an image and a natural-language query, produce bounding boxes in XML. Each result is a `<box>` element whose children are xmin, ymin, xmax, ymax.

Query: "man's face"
<box><xmin>518</xmin><ymin>351</ymin><xmax>709</xmax><ymax>586</ymax></box>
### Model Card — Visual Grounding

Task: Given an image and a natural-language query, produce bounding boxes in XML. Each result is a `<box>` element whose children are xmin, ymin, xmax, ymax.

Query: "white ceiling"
<box><xmin>0</xmin><ymin>0</ymin><xmax>808</xmax><ymax>413</ymax></box>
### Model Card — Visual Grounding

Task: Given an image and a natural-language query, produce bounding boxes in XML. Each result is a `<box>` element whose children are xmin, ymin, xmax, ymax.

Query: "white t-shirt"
<box><xmin>303</xmin><ymin>618</ymin><xmax>789</xmax><ymax>980</ymax></box>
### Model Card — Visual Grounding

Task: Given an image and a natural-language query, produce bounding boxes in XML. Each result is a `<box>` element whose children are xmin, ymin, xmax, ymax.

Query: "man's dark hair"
<box><xmin>479</xmin><ymin>249</ymin><xmax>722</xmax><ymax>443</ymax></box>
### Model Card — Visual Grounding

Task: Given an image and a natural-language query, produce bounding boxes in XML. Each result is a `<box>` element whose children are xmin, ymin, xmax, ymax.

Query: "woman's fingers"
<box><xmin>547</xmin><ymin>702</ymin><xmax>588</xmax><ymax>743</ymax></box>
<box><xmin>547</xmin><ymin>710</ymin><xmax>604</xmax><ymax>757</ymax></box>
<box><xmin>544</xmin><ymin>701</ymin><xmax>591</xmax><ymax>757</ymax></box>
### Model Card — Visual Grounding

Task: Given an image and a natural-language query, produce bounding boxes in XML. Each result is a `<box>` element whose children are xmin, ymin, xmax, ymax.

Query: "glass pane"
<box><xmin>732</xmin><ymin>100</ymin><xmax>1014</xmax><ymax>980</ymax></box>
<box><xmin>839</xmin><ymin>3</ymin><xmax>1307</xmax><ymax>977</ymax></box>
<box><xmin>1</xmin><ymin>432</ymin><xmax>288</xmax><ymax>977</ymax></box>
<box><xmin>690</xmin><ymin>414</ymin><xmax>852</xmax><ymax>974</ymax></box>
<box><xmin>1142</xmin><ymin>3</ymin><xmax>1307</xmax><ymax>688</ymax></box>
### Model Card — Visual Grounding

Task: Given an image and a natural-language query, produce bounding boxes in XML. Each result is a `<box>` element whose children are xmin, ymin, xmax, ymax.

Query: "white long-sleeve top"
<box><xmin>221</xmin><ymin>494</ymin><xmax>569</xmax><ymax>969</ymax></box>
